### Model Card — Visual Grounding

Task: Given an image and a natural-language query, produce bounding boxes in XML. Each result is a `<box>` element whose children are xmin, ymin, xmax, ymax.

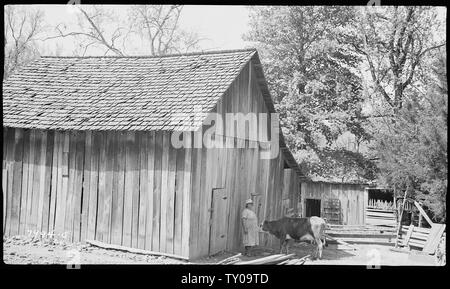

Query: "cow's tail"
<box><xmin>321</xmin><ymin>221</ymin><xmax>327</xmax><ymax>247</ymax></box>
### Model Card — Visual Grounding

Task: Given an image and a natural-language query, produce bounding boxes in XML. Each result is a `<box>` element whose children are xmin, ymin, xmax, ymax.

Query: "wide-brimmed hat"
<box><xmin>245</xmin><ymin>199</ymin><xmax>254</xmax><ymax>205</ymax></box>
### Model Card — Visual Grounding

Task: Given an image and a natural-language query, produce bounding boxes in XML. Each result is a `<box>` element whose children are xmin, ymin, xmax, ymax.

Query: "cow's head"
<box><xmin>261</xmin><ymin>220</ymin><xmax>271</xmax><ymax>232</ymax></box>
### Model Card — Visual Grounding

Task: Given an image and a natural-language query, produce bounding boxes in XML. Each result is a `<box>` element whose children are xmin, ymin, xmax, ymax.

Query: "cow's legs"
<box><xmin>279</xmin><ymin>237</ymin><xmax>286</xmax><ymax>254</ymax></box>
<box><xmin>314</xmin><ymin>237</ymin><xmax>323</xmax><ymax>259</ymax></box>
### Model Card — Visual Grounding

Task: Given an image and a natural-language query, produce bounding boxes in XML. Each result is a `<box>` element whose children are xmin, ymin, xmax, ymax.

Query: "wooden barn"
<box><xmin>300</xmin><ymin>180</ymin><xmax>369</xmax><ymax>226</ymax></box>
<box><xmin>2</xmin><ymin>49</ymin><xmax>304</xmax><ymax>260</ymax></box>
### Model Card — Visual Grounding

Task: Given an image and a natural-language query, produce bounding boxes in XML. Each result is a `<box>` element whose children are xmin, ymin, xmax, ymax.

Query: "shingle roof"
<box><xmin>3</xmin><ymin>49</ymin><xmax>256</xmax><ymax>131</ymax></box>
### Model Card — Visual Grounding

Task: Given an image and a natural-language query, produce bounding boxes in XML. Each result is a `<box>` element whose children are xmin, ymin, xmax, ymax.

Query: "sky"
<box><xmin>27</xmin><ymin>5</ymin><xmax>253</xmax><ymax>56</ymax></box>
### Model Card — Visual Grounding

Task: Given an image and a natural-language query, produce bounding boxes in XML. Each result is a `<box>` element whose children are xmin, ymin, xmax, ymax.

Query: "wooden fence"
<box><xmin>367</xmin><ymin>199</ymin><xmax>395</xmax><ymax>210</ymax></box>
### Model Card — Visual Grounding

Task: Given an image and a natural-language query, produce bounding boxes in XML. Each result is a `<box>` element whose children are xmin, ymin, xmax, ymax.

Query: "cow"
<box><xmin>261</xmin><ymin>216</ymin><xmax>327</xmax><ymax>259</ymax></box>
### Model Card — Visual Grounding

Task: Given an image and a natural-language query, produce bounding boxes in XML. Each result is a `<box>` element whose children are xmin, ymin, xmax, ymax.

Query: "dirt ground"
<box><xmin>3</xmin><ymin>234</ymin><xmax>439</xmax><ymax>266</ymax></box>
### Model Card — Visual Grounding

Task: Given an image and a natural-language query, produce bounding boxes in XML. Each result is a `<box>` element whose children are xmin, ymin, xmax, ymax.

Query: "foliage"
<box><xmin>354</xmin><ymin>6</ymin><xmax>446</xmax><ymax>111</ymax></box>
<box><xmin>245</xmin><ymin>6</ymin><xmax>375</xmax><ymax>181</ymax></box>
<box><xmin>372</xmin><ymin>55</ymin><xmax>447</xmax><ymax>221</ymax></box>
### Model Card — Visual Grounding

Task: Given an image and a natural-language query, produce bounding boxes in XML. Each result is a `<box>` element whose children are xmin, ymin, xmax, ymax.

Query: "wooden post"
<box><xmin>395</xmin><ymin>187</ymin><xmax>408</xmax><ymax>248</ymax></box>
<box><xmin>413</xmin><ymin>201</ymin><xmax>434</xmax><ymax>227</ymax></box>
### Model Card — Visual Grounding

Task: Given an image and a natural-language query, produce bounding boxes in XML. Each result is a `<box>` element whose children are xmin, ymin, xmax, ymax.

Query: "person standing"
<box><xmin>242</xmin><ymin>199</ymin><xmax>259</xmax><ymax>256</ymax></box>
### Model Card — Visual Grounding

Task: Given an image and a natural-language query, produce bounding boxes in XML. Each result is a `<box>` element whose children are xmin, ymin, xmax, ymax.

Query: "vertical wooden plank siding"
<box><xmin>87</xmin><ymin>131</ymin><xmax>100</xmax><ymax>240</ymax></box>
<box><xmin>123</xmin><ymin>131</ymin><xmax>135</xmax><ymax>247</ymax></box>
<box><xmin>174</xmin><ymin>144</ymin><xmax>185</xmax><ymax>256</ymax></box>
<box><xmin>145</xmin><ymin>131</ymin><xmax>155</xmax><ymax>250</ymax></box>
<box><xmin>152</xmin><ymin>132</ymin><xmax>163</xmax><ymax>251</ymax></box>
<box><xmin>19</xmin><ymin>129</ymin><xmax>30</xmax><ymax>235</ymax></box>
<box><xmin>111</xmin><ymin>132</ymin><xmax>125</xmax><ymax>245</ymax></box>
<box><xmin>80</xmin><ymin>131</ymin><xmax>92</xmax><ymax>241</ymax></box>
<box><xmin>181</xmin><ymin>133</ymin><xmax>192</xmax><ymax>258</ymax></box>
<box><xmin>10</xmin><ymin>128</ymin><xmax>24</xmax><ymax>235</ymax></box>
<box><xmin>166</xmin><ymin>138</ymin><xmax>177</xmax><ymax>254</ymax></box>
<box><xmin>138</xmin><ymin>132</ymin><xmax>148</xmax><ymax>249</ymax></box>
<box><xmin>41</xmin><ymin>130</ymin><xmax>54</xmax><ymax>233</ymax></box>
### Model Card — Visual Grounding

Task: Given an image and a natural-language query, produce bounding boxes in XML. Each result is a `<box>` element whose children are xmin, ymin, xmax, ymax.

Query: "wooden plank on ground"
<box><xmin>86</xmin><ymin>239</ymin><xmax>189</xmax><ymax>261</ymax></box>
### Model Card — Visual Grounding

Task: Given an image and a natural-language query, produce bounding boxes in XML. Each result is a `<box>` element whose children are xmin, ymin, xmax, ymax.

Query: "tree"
<box><xmin>128</xmin><ymin>5</ymin><xmax>202</xmax><ymax>55</ymax></box>
<box><xmin>354</xmin><ymin>6</ymin><xmax>446</xmax><ymax>112</ymax></box>
<box><xmin>46</xmin><ymin>5</ymin><xmax>202</xmax><ymax>56</ymax></box>
<box><xmin>245</xmin><ymin>6</ymin><xmax>376</xmax><ymax>182</ymax></box>
<box><xmin>4</xmin><ymin>6</ymin><xmax>45</xmax><ymax>79</ymax></box>
<box><xmin>372</xmin><ymin>54</ymin><xmax>447</xmax><ymax>221</ymax></box>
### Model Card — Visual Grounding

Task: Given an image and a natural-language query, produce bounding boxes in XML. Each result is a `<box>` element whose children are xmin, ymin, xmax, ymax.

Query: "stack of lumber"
<box><xmin>365</xmin><ymin>208</ymin><xmax>397</xmax><ymax>227</ymax></box>
<box><xmin>327</xmin><ymin>224</ymin><xmax>396</xmax><ymax>245</ymax></box>
<box><xmin>235</xmin><ymin>253</ymin><xmax>296</xmax><ymax>265</ymax></box>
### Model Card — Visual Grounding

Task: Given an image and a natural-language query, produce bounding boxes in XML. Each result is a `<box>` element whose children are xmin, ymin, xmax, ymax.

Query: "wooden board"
<box><xmin>41</xmin><ymin>130</ymin><xmax>54</xmax><ymax>233</ymax></box>
<box><xmin>181</xmin><ymin>133</ymin><xmax>192</xmax><ymax>258</ymax></box>
<box><xmin>10</xmin><ymin>128</ymin><xmax>24</xmax><ymax>235</ymax></box>
<box><xmin>96</xmin><ymin>131</ymin><xmax>107</xmax><ymax>242</ymax></box>
<box><xmin>159</xmin><ymin>132</ymin><xmax>170</xmax><ymax>253</ymax></box>
<box><xmin>87</xmin><ymin>132</ymin><xmax>100</xmax><ymax>240</ymax></box>
<box><xmin>111</xmin><ymin>132</ymin><xmax>125</xmax><ymax>245</ymax></box>
<box><xmin>165</xmin><ymin>140</ymin><xmax>177</xmax><ymax>254</ymax></box>
<box><xmin>174</xmin><ymin>145</ymin><xmax>185</xmax><ymax>256</ymax></box>
<box><xmin>102</xmin><ymin>132</ymin><xmax>114</xmax><ymax>243</ymax></box>
<box><xmin>72</xmin><ymin>131</ymin><xmax>85</xmax><ymax>242</ymax></box>
<box><xmin>19</xmin><ymin>129</ymin><xmax>30</xmax><ymax>235</ymax></box>
<box><xmin>423</xmin><ymin>224</ymin><xmax>446</xmax><ymax>254</ymax></box>
<box><xmin>138</xmin><ymin>132</ymin><xmax>148</xmax><ymax>249</ymax></box>
<box><xmin>131</xmin><ymin>132</ymin><xmax>140</xmax><ymax>248</ymax></box>
<box><xmin>152</xmin><ymin>132</ymin><xmax>163</xmax><ymax>252</ymax></box>
<box><xmin>123</xmin><ymin>131</ymin><xmax>135</xmax><ymax>247</ymax></box>
<box><xmin>80</xmin><ymin>131</ymin><xmax>92</xmax><ymax>242</ymax></box>
<box><xmin>145</xmin><ymin>131</ymin><xmax>155</xmax><ymax>250</ymax></box>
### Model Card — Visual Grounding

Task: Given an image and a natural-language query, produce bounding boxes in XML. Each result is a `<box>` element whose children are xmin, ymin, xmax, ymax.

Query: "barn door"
<box><xmin>208</xmin><ymin>188</ymin><xmax>229</xmax><ymax>256</ymax></box>
<box><xmin>305</xmin><ymin>199</ymin><xmax>321</xmax><ymax>217</ymax></box>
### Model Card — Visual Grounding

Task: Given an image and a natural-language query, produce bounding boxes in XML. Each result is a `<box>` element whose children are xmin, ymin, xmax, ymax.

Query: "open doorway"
<box><xmin>305</xmin><ymin>199</ymin><xmax>321</xmax><ymax>217</ymax></box>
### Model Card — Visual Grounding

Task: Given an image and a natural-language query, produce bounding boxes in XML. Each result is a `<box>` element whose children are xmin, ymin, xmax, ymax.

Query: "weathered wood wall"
<box><xmin>187</xmin><ymin>61</ymin><xmax>301</xmax><ymax>259</ymax></box>
<box><xmin>2</xmin><ymin>128</ymin><xmax>191</xmax><ymax>258</ymax></box>
<box><xmin>300</xmin><ymin>182</ymin><xmax>367</xmax><ymax>225</ymax></box>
